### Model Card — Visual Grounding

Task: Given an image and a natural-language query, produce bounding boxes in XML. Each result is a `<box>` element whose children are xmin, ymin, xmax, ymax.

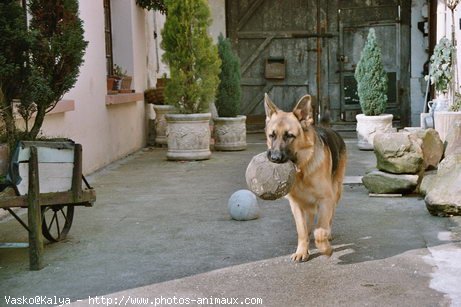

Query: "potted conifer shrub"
<box><xmin>354</xmin><ymin>28</ymin><xmax>393</xmax><ymax>150</ymax></box>
<box><xmin>161</xmin><ymin>0</ymin><xmax>220</xmax><ymax>161</ymax></box>
<box><xmin>213</xmin><ymin>34</ymin><xmax>246</xmax><ymax>151</ymax></box>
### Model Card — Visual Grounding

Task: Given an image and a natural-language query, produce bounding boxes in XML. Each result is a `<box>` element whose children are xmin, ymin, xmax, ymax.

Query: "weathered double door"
<box><xmin>226</xmin><ymin>0</ymin><xmax>410</xmax><ymax>128</ymax></box>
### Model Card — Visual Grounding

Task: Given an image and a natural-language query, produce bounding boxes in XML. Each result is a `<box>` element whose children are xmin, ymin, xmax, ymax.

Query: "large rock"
<box><xmin>419</xmin><ymin>171</ymin><xmax>437</xmax><ymax>196</ymax></box>
<box><xmin>362</xmin><ymin>170</ymin><xmax>418</xmax><ymax>194</ymax></box>
<box><xmin>411</xmin><ymin>129</ymin><xmax>444</xmax><ymax>170</ymax></box>
<box><xmin>425</xmin><ymin>154</ymin><xmax>461</xmax><ymax>217</ymax></box>
<box><xmin>444</xmin><ymin>121</ymin><xmax>461</xmax><ymax>157</ymax></box>
<box><xmin>374</xmin><ymin>132</ymin><xmax>424</xmax><ymax>174</ymax></box>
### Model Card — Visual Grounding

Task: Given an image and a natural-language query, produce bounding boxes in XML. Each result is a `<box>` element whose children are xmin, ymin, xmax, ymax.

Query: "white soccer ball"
<box><xmin>228</xmin><ymin>189</ymin><xmax>260</xmax><ymax>221</ymax></box>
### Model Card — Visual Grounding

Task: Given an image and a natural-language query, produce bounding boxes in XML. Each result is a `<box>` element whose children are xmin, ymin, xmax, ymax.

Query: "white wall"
<box><xmin>208</xmin><ymin>0</ymin><xmax>226</xmax><ymax>42</ymax></box>
<box><xmin>410</xmin><ymin>0</ymin><xmax>430</xmax><ymax>126</ymax></box>
<box><xmin>39</xmin><ymin>0</ymin><xmax>149</xmax><ymax>174</ymax></box>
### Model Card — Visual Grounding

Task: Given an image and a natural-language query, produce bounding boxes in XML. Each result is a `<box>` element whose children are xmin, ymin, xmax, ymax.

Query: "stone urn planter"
<box><xmin>153</xmin><ymin>104</ymin><xmax>176</xmax><ymax>146</ymax></box>
<box><xmin>356</xmin><ymin>114</ymin><xmax>393</xmax><ymax>150</ymax></box>
<box><xmin>165</xmin><ymin>113</ymin><xmax>212</xmax><ymax>161</ymax></box>
<box><xmin>434</xmin><ymin>111</ymin><xmax>461</xmax><ymax>142</ymax></box>
<box><xmin>213</xmin><ymin>115</ymin><xmax>247</xmax><ymax>151</ymax></box>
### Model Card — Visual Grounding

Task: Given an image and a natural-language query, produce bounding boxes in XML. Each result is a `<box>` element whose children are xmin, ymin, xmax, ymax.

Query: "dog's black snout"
<box><xmin>267</xmin><ymin>150</ymin><xmax>285</xmax><ymax>163</ymax></box>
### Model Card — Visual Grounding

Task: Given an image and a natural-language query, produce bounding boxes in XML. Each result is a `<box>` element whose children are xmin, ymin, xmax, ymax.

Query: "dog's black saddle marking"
<box><xmin>315</xmin><ymin>127</ymin><xmax>346</xmax><ymax>176</ymax></box>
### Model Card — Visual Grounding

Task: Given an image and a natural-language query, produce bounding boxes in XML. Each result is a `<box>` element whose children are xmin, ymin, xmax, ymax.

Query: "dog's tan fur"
<box><xmin>264</xmin><ymin>94</ymin><xmax>347</xmax><ymax>261</ymax></box>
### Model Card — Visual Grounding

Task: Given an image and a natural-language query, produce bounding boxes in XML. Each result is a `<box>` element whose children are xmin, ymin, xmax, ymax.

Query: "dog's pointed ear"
<box><xmin>264</xmin><ymin>93</ymin><xmax>279</xmax><ymax>119</ymax></box>
<box><xmin>293</xmin><ymin>94</ymin><xmax>314</xmax><ymax>127</ymax></box>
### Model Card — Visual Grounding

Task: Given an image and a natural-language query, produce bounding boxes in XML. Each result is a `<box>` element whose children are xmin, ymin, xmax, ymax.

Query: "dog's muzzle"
<box><xmin>267</xmin><ymin>150</ymin><xmax>289</xmax><ymax>163</ymax></box>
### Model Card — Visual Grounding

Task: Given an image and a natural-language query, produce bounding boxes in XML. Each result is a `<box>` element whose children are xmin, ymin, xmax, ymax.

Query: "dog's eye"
<box><xmin>269</xmin><ymin>131</ymin><xmax>276</xmax><ymax>139</ymax></box>
<box><xmin>284</xmin><ymin>132</ymin><xmax>296</xmax><ymax>140</ymax></box>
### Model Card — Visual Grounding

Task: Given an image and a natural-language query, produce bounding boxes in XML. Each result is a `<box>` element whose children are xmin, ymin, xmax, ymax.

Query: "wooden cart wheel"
<box><xmin>41</xmin><ymin>205</ymin><xmax>74</xmax><ymax>242</ymax></box>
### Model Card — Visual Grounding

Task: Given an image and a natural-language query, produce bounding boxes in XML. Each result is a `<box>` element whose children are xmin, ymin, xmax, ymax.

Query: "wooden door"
<box><xmin>226</xmin><ymin>0</ymin><xmax>410</xmax><ymax>128</ymax></box>
<box><xmin>338</xmin><ymin>0</ymin><xmax>410</xmax><ymax>125</ymax></box>
<box><xmin>226</xmin><ymin>0</ymin><xmax>321</xmax><ymax>129</ymax></box>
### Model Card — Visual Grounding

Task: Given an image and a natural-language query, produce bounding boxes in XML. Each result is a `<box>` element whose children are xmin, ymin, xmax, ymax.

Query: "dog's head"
<box><xmin>264</xmin><ymin>93</ymin><xmax>314</xmax><ymax>164</ymax></box>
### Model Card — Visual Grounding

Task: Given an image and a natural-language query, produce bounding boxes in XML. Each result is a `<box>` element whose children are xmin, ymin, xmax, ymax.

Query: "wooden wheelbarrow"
<box><xmin>0</xmin><ymin>140</ymin><xmax>96</xmax><ymax>270</ymax></box>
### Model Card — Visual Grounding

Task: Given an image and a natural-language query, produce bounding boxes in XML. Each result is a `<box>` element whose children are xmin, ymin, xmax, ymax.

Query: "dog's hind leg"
<box><xmin>314</xmin><ymin>200</ymin><xmax>335</xmax><ymax>256</ymax></box>
<box><xmin>289</xmin><ymin>200</ymin><xmax>309</xmax><ymax>262</ymax></box>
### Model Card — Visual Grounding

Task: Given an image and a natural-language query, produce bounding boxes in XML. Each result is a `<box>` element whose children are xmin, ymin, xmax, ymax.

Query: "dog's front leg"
<box><xmin>288</xmin><ymin>200</ymin><xmax>309</xmax><ymax>262</ymax></box>
<box><xmin>314</xmin><ymin>199</ymin><xmax>335</xmax><ymax>256</ymax></box>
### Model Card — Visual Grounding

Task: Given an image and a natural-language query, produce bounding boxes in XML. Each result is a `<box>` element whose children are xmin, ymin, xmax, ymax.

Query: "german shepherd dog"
<box><xmin>264</xmin><ymin>94</ymin><xmax>347</xmax><ymax>262</ymax></box>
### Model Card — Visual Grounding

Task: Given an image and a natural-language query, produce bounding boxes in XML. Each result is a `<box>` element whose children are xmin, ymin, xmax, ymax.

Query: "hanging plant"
<box><xmin>136</xmin><ymin>0</ymin><xmax>167</xmax><ymax>14</ymax></box>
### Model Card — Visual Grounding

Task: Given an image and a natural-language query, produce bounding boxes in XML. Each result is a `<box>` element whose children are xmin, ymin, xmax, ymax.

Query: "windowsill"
<box><xmin>48</xmin><ymin>100</ymin><xmax>75</xmax><ymax>115</ymax></box>
<box><xmin>105</xmin><ymin>92</ymin><xmax>144</xmax><ymax>106</ymax></box>
<box><xmin>13</xmin><ymin>99</ymin><xmax>75</xmax><ymax>119</ymax></box>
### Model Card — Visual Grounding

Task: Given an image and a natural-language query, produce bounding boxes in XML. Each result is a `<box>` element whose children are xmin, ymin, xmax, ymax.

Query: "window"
<box><xmin>103</xmin><ymin>0</ymin><xmax>114</xmax><ymax>76</ymax></box>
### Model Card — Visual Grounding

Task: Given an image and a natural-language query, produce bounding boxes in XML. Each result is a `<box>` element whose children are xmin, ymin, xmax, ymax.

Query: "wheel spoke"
<box><xmin>56</xmin><ymin>212</ymin><xmax>61</xmax><ymax>238</ymax></box>
<box><xmin>48</xmin><ymin>211</ymin><xmax>56</xmax><ymax>230</ymax></box>
<box><xmin>60</xmin><ymin>208</ymin><xmax>69</xmax><ymax>225</ymax></box>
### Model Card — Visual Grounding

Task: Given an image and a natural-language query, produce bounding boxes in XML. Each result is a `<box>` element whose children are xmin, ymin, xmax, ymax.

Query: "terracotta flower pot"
<box><xmin>121</xmin><ymin>76</ymin><xmax>132</xmax><ymax>89</ymax></box>
<box><xmin>107</xmin><ymin>77</ymin><xmax>116</xmax><ymax>91</ymax></box>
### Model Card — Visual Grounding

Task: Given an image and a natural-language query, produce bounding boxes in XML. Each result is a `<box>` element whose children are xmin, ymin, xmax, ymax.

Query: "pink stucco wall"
<box><xmin>39</xmin><ymin>1</ymin><xmax>149</xmax><ymax>174</ymax></box>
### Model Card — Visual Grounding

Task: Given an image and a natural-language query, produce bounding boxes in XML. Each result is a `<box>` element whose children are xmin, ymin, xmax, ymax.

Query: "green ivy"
<box><xmin>354</xmin><ymin>28</ymin><xmax>388</xmax><ymax>116</ymax></box>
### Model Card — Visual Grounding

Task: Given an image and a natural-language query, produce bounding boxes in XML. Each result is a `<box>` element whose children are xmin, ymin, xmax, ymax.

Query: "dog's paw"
<box><xmin>315</xmin><ymin>240</ymin><xmax>333</xmax><ymax>257</ymax></box>
<box><xmin>314</xmin><ymin>228</ymin><xmax>333</xmax><ymax>257</ymax></box>
<box><xmin>290</xmin><ymin>251</ymin><xmax>309</xmax><ymax>262</ymax></box>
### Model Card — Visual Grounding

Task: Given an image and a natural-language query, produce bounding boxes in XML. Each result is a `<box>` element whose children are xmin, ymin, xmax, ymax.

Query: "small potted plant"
<box><xmin>113</xmin><ymin>64</ymin><xmax>132</xmax><ymax>93</ymax></box>
<box><xmin>354</xmin><ymin>28</ymin><xmax>393</xmax><ymax>150</ymax></box>
<box><xmin>213</xmin><ymin>34</ymin><xmax>246</xmax><ymax>151</ymax></box>
<box><xmin>161</xmin><ymin>0</ymin><xmax>221</xmax><ymax>160</ymax></box>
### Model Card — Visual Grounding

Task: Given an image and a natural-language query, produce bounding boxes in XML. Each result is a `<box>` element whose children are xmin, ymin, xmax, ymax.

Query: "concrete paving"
<box><xmin>1</xmin><ymin>133</ymin><xmax>461</xmax><ymax>307</ymax></box>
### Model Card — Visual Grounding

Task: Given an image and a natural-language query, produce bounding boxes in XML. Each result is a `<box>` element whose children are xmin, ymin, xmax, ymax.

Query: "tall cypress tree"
<box><xmin>161</xmin><ymin>0</ymin><xmax>221</xmax><ymax>114</ymax></box>
<box><xmin>354</xmin><ymin>28</ymin><xmax>388</xmax><ymax>116</ymax></box>
<box><xmin>216</xmin><ymin>34</ymin><xmax>241</xmax><ymax>117</ymax></box>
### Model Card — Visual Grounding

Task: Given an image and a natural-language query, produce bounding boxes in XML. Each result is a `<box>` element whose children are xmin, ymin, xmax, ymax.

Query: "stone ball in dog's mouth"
<box><xmin>245</xmin><ymin>152</ymin><xmax>296</xmax><ymax>200</ymax></box>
